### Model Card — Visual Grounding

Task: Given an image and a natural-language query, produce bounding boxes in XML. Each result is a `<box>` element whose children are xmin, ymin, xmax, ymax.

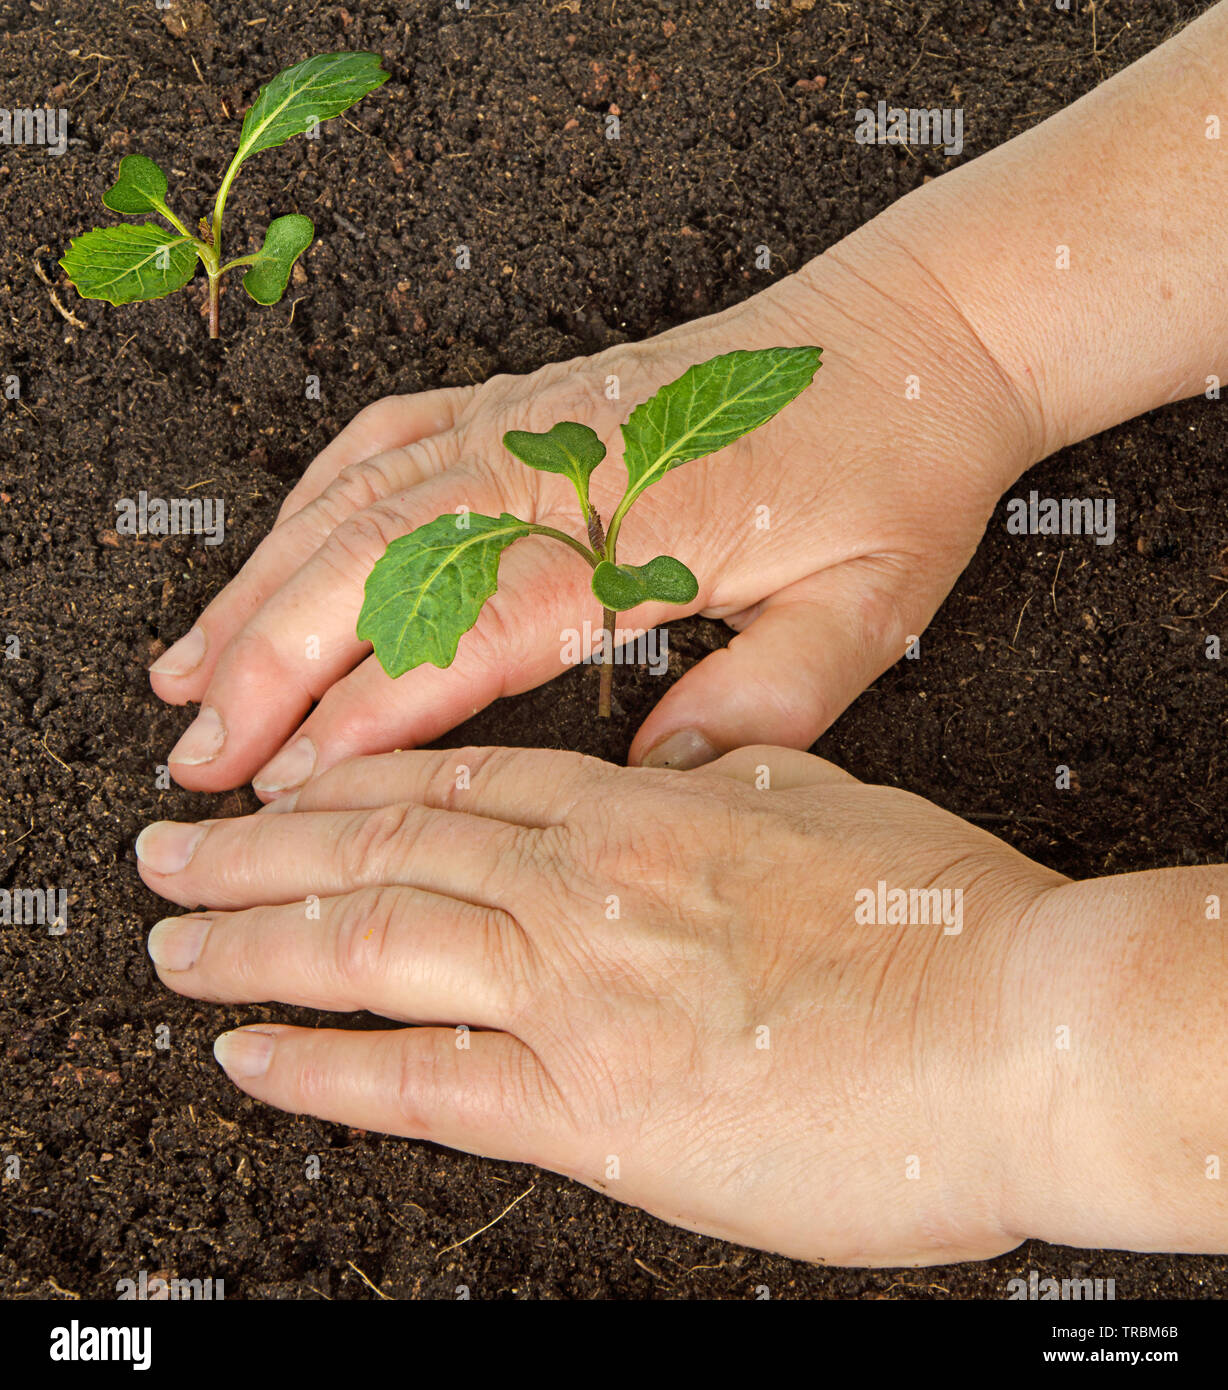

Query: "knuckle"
<box><xmin>527</xmin><ymin>820</ymin><xmax>579</xmax><ymax>898</ymax></box>
<box><xmin>319</xmin><ymin>504</ymin><xmax>407</xmax><ymax>577</ymax></box>
<box><xmin>457</xmin><ymin>452</ymin><xmax>540</xmax><ymax>516</ymax></box>
<box><xmin>487</xmin><ymin>1044</ymin><xmax>543</xmax><ymax>1127</ymax></box>
<box><xmin>469</xmin><ymin>370</ymin><xmax>522</xmax><ymax>411</ymax></box>
<box><xmin>323</xmin><ymin>458</ymin><xmax>394</xmax><ymax>515</ymax></box>
<box><xmin>506</xmin><ymin>822</ymin><xmax>547</xmax><ymax>884</ymax></box>
<box><xmin>332</xmin><ymin>884</ymin><xmax>403</xmax><ymax>987</ymax></box>
<box><xmin>392</xmin><ymin>1032</ymin><xmax>538</xmax><ymax>1138</ymax></box>
<box><xmin>455</xmin><ymin>595</ymin><xmax>521</xmax><ymax>686</ymax></box>
<box><xmin>216</xmin><ymin>624</ymin><xmax>282</xmax><ymax>687</ymax></box>
<box><xmin>477</xmin><ymin>905</ymin><xmax>537</xmax><ymax>1010</ymax></box>
<box><xmin>338</xmin><ymin>802</ymin><xmax>416</xmax><ymax>881</ymax></box>
<box><xmin>392</xmin><ymin>1034</ymin><xmax>454</xmax><ymax>1135</ymax></box>
<box><xmin>350</xmin><ymin>395</ymin><xmax>399</xmax><ymax>434</ymax></box>
<box><xmin>516</xmin><ymin>376</ymin><xmax>602</xmax><ymax>434</ymax></box>
<box><xmin>848</xmin><ymin>557</ymin><xmax>913</xmax><ymax>657</ymax></box>
<box><xmin>423</xmin><ymin>746</ymin><xmax>500</xmax><ymax>809</ymax></box>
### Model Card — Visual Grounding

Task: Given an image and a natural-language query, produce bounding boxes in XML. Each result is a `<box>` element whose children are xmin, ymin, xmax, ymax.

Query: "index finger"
<box><xmin>282</xmin><ymin>745</ymin><xmax>618</xmax><ymax>824</ymax></box>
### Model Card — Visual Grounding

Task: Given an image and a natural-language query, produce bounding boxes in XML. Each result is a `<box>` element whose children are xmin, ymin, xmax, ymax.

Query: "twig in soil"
<box><xmin>385</xmin><ymin>1204</ymin><xmax>426</xmax><ymax>1234</ymax></box>
<box><xmin>46</xmin><ymin>1278</ymin><xmax>80</xmax><ymax>1300</ymax></box>
<box><xmin>332</xmin><ymin>211</ymin><xmax>366</xmax><ymax>240</ymax></box>
<box><xmin>745</xmin><ymin>40</ymin><xmax>782</xmax><ymax>87</ymax></box>
<box><xmin>34</xmin><ymin>253</ymin><xmax>88</xmax><ymax>328</ymax></box>
<box><xmin>39</xmin><ymin>737</ymin><xmax>70</xmax><ymax>772</ymax></box>
<box><xmin>880</xmin><ymin>1279</ymin><xmax>951</xmax><ymax>1297</ymax></box>
<box><xmin>1050</xmin><ymin>551</ymin><xmax>1063</xmax><ymax>613</ymax></box>
<box><xmin>963</xmin><ymin>812</ymin><xmax>1054</xmax><ymax>825</ymax></box>
<box><xmin>47</xmin><ymin>291</ymin><xmax>86</xmax><ymax>329</ymax></box>
<box><xmin>346</xmin><ymin>1260</ymin><xmax>392</xmax><ymax>1299</ymax></box>
<box><xmin>105</xmin><ymin>71</ymin><xmax>135</xmax><ymax>124</ymax></box>
<box><xmin>435</xmin><ymin>1181</ymin><xmax>535</xmax><ymax>1257</ymax></box>
<box><xmin>1009</xmin><ymin>595</ymin><xmax>1031</xmax><ymax>650</ymax></box>
<box><xmin>75</xmin><ymin>59</ymin><xmax>108</xmax><ymax>101</ymax></box>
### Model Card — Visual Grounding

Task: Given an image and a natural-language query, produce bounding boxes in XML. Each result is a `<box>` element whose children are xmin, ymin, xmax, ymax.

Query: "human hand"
<box><xmin>149</xmin><ymin>222</ymin><xmax>1038</xmax><ymax>798</ymax></box>
<box><xmin>137</xmin><ymin>744</ymin><xmax>1066</xmax><ymax>1265</ymax></box>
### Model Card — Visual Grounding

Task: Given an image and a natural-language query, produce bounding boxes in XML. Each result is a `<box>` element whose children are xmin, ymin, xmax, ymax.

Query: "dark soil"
<box><xmin>1</xmin><ymin>0</ymin><xmax>1225</xmax><ymax>1300</ymax></box>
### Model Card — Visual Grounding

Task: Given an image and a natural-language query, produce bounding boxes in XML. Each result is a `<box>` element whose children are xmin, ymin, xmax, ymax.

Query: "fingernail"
<box><xmin>169</xmin><ymin>706</ymin><xmax>226</xmax><ymax>766</ymax></box>
<box><xmin>148</xmin><ymin>916</ymin><xmax>210</xmax><ymax>971</ymax></box>
<box><xmin>214</xmin><ymin>1029</ymin><xmax>275</xmax><ymax>1079</ymax></box>
<box><xmin>641</xmin><ymin>729</ymin><xmax>720</xmax><ymax>770</ymax></box>
<box><xmin>135</xmin><ymin>821</ymin><xmax>207</xmax><ymax>874</ymax></box>
<box><xmin>252</xmin><ymin>737</ymin><xmax>316</xmax><ymax>794</ymax></box>
<box><xmin>258</xmin><ymin>788</ymin><xmax>300</xmax><ymax>814</ymax></box>
<box><xmin>150</xmin><ymin>626</ymin><xmax>207</xmax><ymax>677</ymax></box>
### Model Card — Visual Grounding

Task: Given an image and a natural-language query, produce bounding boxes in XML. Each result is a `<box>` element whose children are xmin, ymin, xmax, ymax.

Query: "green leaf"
<box><xmin>102</xmin><ymin>154</ymin><xmax>170</xmax><ymax>216</ymax></box>
<box><xmin>242</xmin><ymin>214</ymin><xmax>314</xmax><ymax>304</ymax></box>
<box><xmin>357</xmin><ymin>512</ymin><xmax>532</xmax><ymax>676</ymax></box>
<box><xmin>620</xmin><ymin>346</ymin><xmax>822</xmax><ymax>500</ymax></box>
<box><xmin>59</xmin><ymin>224</ymin><xmax>200</xmax><ymax>305</ymax></box>
<box><xmin>591</xmin><ymin>555</ymin><xmax>698</xmax><ymax>612</ymax></box>
<box><xmin>503</xmin><ymin>422</ymin><xmax>606</xmax><ymax>511</ymax></box>
<box><xmin>236</xmin><ymin>52</ymin><xmax>390</xmax><ymax>164</ymax></box>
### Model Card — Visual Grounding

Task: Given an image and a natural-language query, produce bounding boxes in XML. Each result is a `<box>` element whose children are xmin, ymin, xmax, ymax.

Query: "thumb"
<box><xmin>629</xmin><ymin>560</ymin><xmax>918</xmax><ymax>770</ymax></box>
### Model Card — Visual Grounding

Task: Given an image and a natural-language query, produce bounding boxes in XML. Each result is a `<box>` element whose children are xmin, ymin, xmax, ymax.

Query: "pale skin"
<box><xmin>140</xmin><ymin>7</ymin><xmax>1228</xmax><ymax>1262</ymax></box>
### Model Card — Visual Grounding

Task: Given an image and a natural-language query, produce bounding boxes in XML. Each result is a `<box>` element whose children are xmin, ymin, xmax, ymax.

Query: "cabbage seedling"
<box><xmin>357</xmin><ymin>346</ymin><xmax>822</xmax><ymax>715</ymax></box>
<box><xmin>60</xmin><ymin>52</ymin><xmax>389</xmax><ymax>338</ymax></box>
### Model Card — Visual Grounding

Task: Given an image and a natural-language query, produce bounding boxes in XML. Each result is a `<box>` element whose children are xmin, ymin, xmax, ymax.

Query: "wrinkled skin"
<box><xmin>137</xmin><ymin>745</ymin><xmax>1067</xmax><ymax>1265</ymax></box>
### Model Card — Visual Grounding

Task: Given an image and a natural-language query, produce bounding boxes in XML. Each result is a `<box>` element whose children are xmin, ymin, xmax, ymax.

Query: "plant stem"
<box><xmin>211</xmin><ymin>158</ymin><xmax>242</xmax><ymax>262</ymax></box>
<box><xmin>153</xmin><ymin>198</ymin><xmax>194</xmax><ymax>240</ymax></box>
<box><xmin>217</xmin><ymin>253</ymin><xmax>259</xmax><ymax>276</ymax></box>
<box><xmin>586</xmin><ymin>508</ymin><xmax>606</xmax><ymax>555</ymax></box>
<box><xmin>524</xmin><ymin>523</ymin><xmax>598</xmax><ymax>565</ymax></box>
<box><xmin>598</xmin><ymin>606</ymin><xmax>614</xmax><ymax>717</ymax></box>
<box><xmin>603</xmin><ymin>489</ymin><xmax>638</xmax><ymax>562</ymax></box>
<box><xmin>584</xmin><ymin>508</ymin><xmax>616</xmax><ymax>719</ymax></box>
<box><xmin>205</xmin><ymin>148</ymin><xmax>249</xmax><ymax>338</ymax></box>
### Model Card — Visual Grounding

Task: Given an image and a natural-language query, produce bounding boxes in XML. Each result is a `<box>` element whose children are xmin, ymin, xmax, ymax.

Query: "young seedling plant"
<box><xmin>59</xmin><ymin>52</ymin><xmax>389</xmax><ymax>338</ymax></box>
<box><xmin>357</xmin><ymin>346</ymin><xmax>822</xmax><ymax>716</ymax></box>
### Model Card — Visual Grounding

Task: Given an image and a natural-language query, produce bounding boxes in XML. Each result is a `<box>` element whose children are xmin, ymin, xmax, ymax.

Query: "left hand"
<box><xmin>136</xmin><ymin>744</ymin><xmax>1064</xmax><ymax>1266</ymax></box>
